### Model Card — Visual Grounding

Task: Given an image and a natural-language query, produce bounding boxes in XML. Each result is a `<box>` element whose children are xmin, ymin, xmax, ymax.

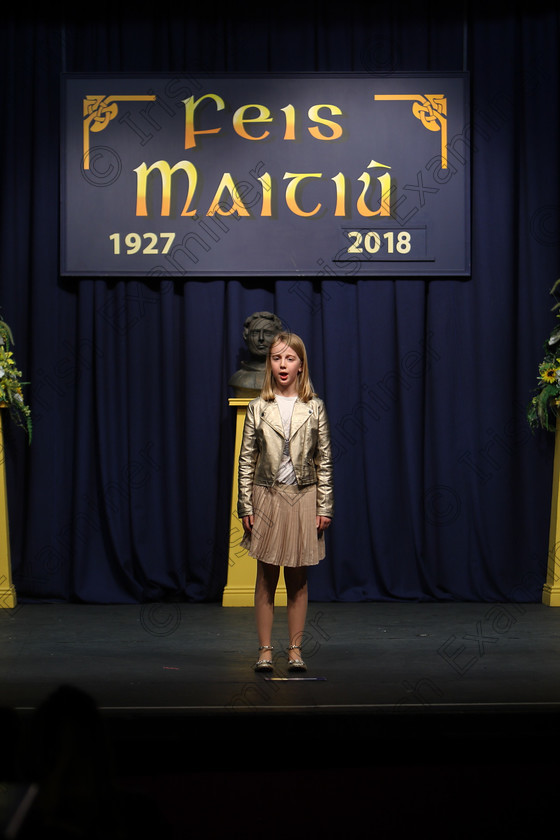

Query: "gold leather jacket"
<box><xmin>237</xmin><ymin>396</ymin><xmax>334</xmax><ymax>519</ymax></box>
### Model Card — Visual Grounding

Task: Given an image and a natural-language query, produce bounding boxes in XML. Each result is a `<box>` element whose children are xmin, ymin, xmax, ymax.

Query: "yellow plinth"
<box><xmin>223</xmin><ymin>397</ymin><xmax>286</xmax><ymax>607</ymax></box>
<box><xmin>543</xmin><ymin>419</ymin><xmax>560</xmax><ymax>605</ymax></box>
<box><xmin>0</xmin><ymin>411</ymin><xmax>16</xmax><ymax>609</ymax></box>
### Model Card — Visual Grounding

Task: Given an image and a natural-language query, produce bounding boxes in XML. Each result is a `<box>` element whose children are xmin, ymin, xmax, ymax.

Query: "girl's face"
<box><xmin>270</xmin><ymin>341</ymin><xmax>302</xmax><ymax>396</ymax></box>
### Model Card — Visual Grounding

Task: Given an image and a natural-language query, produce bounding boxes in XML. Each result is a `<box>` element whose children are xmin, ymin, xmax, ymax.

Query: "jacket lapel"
<box><xmin>289</xmin><ymin>400</ymin><xmax>313</xmax><ymax>439</ymax></box>
<box><xmin>261</xmin><ymin>399</ymin><xmax>312</xmax><ymax>439</ymax></box>
<box><xmin>261</xmin><ymin>401</ymin><xmax>285</xmax><ymax>437</ymax></box>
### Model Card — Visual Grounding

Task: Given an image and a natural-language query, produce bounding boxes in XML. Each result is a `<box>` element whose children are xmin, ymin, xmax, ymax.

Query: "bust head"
<box><xmin>229</xmin><ymin>311</ymin><xmax>284</xmax><ymax>395</ymax></box>
<box><xmin>243</xmin><ymin>311</ymin><xmax>283</xmax><ymax>358</ymax></box>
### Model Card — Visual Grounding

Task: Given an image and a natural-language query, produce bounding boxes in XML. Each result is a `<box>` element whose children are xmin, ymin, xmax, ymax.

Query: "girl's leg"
<box><xmin>254</xmin><ymin>560</ymin><xmax>280</xmax><ymax>660</ymax></box>
<box><xmin>284</xmin><ymin>566</ymin><xmax>308</xmax><ymax>662</ymax></box>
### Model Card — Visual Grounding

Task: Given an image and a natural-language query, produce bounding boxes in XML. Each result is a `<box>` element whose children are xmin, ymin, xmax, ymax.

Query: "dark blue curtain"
<box><xmin>1</xmin><ymin>1</ymin><xmax>558</xmax><ymax>604</ymax></box>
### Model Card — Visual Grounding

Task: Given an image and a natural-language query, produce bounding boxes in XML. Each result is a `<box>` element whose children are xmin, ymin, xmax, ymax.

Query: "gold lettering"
<box><xmin>183</xmin><ymin>93</ymin><xmax>225</xmax><ymax>150</ymax></box>
<box><xmin>356</xmin><ymin>160</ymin><xmax>392</xmax><ymax>217</ymax></box>
<box><xmin>207</xmin><ymin>173</ymin><xmax>252</xmax><ymax>216</ymax></box>
<box><xmin>281</xmin><ymin>105</ymin><xmax>296</xmax><ymax>140</ymax></box>
<box><xmin>233</xmin><ymin>104</ymin><xmax>273</xmax><ymax>141</ymax></box>
<box><xmin>307</xmin><ymin>104</ymin><xmax>344</xmax><ymax>141</ymax></box>
<box><xmin>283</xmin><ymin>173</ymin><xmax>322</xmax><ymax>217</ymax></box>
<box><xmin>134</xmin><ymin>160</ymin><xmax>198</xmax><ymax>216</ymax></box>
<box><xmin>258</xmin><ymin>173</ymin><xmax>273</xmax><ymax>216</ymax></box>
<box><xmin>331</xmin><ymin>172</ymin><xmax>347</xmax><ymax>217</ymax></box>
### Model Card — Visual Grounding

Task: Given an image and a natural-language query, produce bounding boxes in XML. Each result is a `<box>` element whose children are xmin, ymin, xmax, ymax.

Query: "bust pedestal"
<box><xmin>543</xmin><ymin>418</ymin><xmax>560</xmax><ymax>606</ymax></box>
<box><xmin>0</xmin><ymin>412</ymin><xmax>16</xmax><ymax>609</ymax></box>
<box><xmin>222</xmin><ymin>397</ymin><xmax>286</xmax><ymax>606</ymax></box>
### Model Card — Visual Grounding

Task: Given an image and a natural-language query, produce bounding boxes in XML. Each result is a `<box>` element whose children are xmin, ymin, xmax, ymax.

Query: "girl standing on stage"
<box><xmin>237</xmin><ymin>332</ymin><xmax>333</xmax><ymax>672</ymax></box>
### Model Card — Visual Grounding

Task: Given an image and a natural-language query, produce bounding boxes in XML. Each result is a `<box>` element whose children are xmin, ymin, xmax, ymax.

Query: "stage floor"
<box><xmin>2</xmin><ymin>600</ymin><xmax>560</xmax><ymax>714</ymax></box>
<box><xmin>2</xmin><ymin>601</ymin><xmax>560</xmax><ymax>838</ymax></box>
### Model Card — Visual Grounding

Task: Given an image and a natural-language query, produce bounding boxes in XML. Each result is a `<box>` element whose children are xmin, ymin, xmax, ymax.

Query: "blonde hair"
<box><xmin>261</xmin><ymin>332</ymin><xmax>315</xmax><ymax>402</ymax></box>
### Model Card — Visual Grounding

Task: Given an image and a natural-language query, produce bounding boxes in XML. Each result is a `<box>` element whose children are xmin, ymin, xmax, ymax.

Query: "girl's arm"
<box><xmin>237</xmin><ymin>402</ymin><xmax>259</xmax><ymax>519</ymax></box>
<box><xmin>315</xmin><ymin>400</ymin><xmax>334</xmax><ymax>519</ymax></box>
<box><xmin>316</xmin><ymin>514</ymin><xmax>331</xmax><ymax>533</ymax></box>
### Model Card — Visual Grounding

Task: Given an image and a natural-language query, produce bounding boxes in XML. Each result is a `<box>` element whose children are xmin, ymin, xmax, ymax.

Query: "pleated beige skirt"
<box><xmin>241</xmin><ymin>482</ymin><xmax>325</xmax><ymax>567</ymax></box>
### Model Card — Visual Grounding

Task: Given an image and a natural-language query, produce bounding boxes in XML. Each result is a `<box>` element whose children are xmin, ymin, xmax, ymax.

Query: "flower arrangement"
<box><xmin>0</xmin><ymin>319</ymin><xmax>32</xmax><ymax>442</ymax></box>
<box><xmin>528</xmin><ymin>279</ymin><xmax>560</xmax><ymax>432</ymax></box>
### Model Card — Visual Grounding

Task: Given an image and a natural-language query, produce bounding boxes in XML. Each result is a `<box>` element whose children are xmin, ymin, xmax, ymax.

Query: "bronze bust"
<box><xmin>229</xmin><ymin>311</ymin><xmax>283</xmax><ymax>396</ymax></box>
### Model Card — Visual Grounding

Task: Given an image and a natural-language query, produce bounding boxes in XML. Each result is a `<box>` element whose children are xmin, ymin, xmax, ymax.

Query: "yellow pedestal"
<box><xmin>543</xmin><ymin>419</ymin><xmax>560</xmax><ymax>606</ymax></box>
<box><xmin>222</xmin><ymin>397</ymin><xmax>286</xmax><ymax>606</ymax></box>
<box><xmin>0</xmin><ymin>412</ymin><xmax>16</xmax><ymax>609</ymax></box>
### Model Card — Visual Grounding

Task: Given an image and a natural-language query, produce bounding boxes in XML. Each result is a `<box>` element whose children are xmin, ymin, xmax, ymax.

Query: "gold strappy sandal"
<box><xmin>287</xmin><ymin>644</ymin><xmax>307</xmax><ymax>672</ymax></box>
<box><xmin>254</xmin><ymin>645</ymin><xmax>274</xmax><ymax>672</ymax></box>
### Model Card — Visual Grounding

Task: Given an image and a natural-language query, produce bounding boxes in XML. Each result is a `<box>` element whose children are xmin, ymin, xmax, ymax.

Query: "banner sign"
<box><xmin>61</xmin><ymin>73</ymin><xmax>470</xmax><ymax>278</ymax></box>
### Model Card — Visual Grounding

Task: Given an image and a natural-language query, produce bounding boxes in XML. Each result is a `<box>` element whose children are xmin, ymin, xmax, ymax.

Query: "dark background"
<box><xmin>1</xmin><ymin>0</ymin><xmax>558</xmax><ymax>605</ymax></box>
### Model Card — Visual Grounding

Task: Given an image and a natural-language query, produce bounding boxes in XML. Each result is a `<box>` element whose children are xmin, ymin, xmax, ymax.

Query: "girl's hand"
<box><xmin>316</xmin><ymin>516</ymin><xmax>331</xmax><ymax>533</ymax></box>
<box><xmin>242</xmin><ymin>515</ymin><xmax>254</xmax><ymax>536</ymax></box>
